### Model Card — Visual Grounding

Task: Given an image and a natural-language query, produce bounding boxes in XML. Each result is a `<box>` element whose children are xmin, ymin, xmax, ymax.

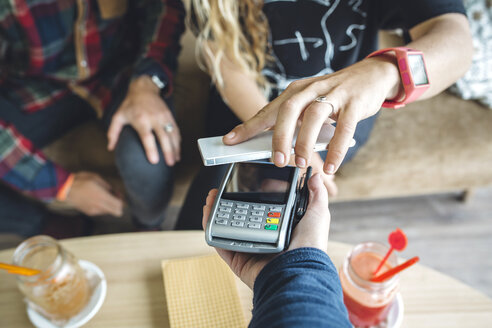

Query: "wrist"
<box><xmin>129</xmin><ymin>75</ymin><xmax>161</xmax><ymax>94</ymax></box>
<box><xmin>364</xmin><ymin>55</ymin><xmax>402</xmax><ymax>101</ymax></box>
<box><xmin>366</xmin><ymin>47</ymin><xmax>430</xmax><ymax>108</ymax></box>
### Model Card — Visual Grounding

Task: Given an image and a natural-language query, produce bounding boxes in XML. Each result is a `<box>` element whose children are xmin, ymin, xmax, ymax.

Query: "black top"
<box><xmin>262</xmin><ymin>0</ymin><xmax>466</xmax><ymax>93</ymax></box>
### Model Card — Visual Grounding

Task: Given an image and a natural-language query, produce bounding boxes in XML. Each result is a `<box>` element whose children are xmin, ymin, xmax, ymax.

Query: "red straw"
<box><xmin>371</xmin><ymin>256</ymin><xmax>419</xmax><ymax>282</ymax></box>
<box><xmin>373</xmin><ymin>228</ymin><xmax>407</xmax><ymax>276</ymax></box>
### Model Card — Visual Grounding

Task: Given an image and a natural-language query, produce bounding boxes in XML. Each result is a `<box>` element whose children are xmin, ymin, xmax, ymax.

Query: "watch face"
<box><xmin>408</xmin><ymin>54</ymin><xmax>428</xmax><ymax>86</ymax></box>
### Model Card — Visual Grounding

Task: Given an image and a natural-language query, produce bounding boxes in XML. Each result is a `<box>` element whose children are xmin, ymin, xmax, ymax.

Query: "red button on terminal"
<box><xmin>268</xmin><ymin>212</ymin><xmax>281</xmax><ymax>218</ymax></box>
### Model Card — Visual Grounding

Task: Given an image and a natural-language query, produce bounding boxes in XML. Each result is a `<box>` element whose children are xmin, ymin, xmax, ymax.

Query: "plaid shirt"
<box><xmin>0</xmin><ymin>0</ymin><xmax>185</xmax><ymax>201</ymax></box>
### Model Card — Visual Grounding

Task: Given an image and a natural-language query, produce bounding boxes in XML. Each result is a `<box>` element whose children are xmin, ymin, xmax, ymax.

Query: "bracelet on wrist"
<box><xmin>56</xmin><ymin>174</ymin><xmax>75</xmax><ymax>201</ymax></box>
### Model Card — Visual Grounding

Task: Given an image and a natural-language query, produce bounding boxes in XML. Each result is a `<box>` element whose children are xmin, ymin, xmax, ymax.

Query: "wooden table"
<box><xmin>1</xmin><ymin>231</ymin><xmax>491</xmax><ymax>327</ymax></box>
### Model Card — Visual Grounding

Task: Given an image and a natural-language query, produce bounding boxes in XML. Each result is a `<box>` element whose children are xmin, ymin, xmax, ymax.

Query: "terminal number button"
<box><xmin>248</xmin><ymin>223</ymin><xmax>261</xmax><ymax>229</ymax></box>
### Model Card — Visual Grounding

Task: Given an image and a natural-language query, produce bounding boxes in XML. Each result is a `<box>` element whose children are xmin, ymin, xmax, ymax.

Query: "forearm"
<box><xmin>407</xmin><ymin>13</ymin><xmax>473</xmax><ymax>99</ymax></box>
<box><xmin>209</xmin><ymin>55</ymin><xmax>268</xmax><ymax>122</ymax></box>
<box><xmin>250</xmin><ymin>248</ymin><xmax>351</xmax><ymax>328</ymax></box>
<box><xmin>362</xmin><ymin>13</ymin><xmax>472</xmax><ymax>104</ymax></box>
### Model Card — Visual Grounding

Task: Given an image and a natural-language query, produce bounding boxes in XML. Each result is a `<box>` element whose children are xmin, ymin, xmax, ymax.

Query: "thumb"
<box><xmin>202</xmin><ymin>189</ymin><xmax>218</xmax><ymax>230</ymax></box>
<box><xmin>307</xmin><ymin>172</ymin><xmax>330</xmax><ymax>211</ymax></box>
<box><xmin>288</xmin><ymin>173</ymin><xmax>331</xmax><ymax>251</ymax></box>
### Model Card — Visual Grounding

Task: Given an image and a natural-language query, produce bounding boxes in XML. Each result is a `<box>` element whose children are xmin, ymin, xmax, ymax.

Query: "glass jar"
<box><xmin>339</xmin><ymin>242</ymin><xmax>399</xmax><ymax>327</ymax></box>
<box><xmin>12</xmin><ymin>235</ymin><xmax>91</xmax><ymax>324</ymax></box>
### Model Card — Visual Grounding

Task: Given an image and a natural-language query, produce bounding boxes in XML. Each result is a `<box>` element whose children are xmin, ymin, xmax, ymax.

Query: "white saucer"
<box><xmin>351</xmin><ymin>293</ymin><xmax>404</xmax><ymax>328</ymax></box>
<box><xmin>386</xmin><ymin>293</ymin><xmax>404</xmax><ymax>328</ymax></box>
<box><xmin>26</xmin><ymin>260</ymin><xmax>107</xmax><ymax>328</ymax></box>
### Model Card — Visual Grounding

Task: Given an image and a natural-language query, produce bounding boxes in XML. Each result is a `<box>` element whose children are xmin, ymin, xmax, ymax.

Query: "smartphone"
<box><xmin>198</xmin><ymin>125</ymin><xmax>353</xmax><ymax>166</ymax></box>
<box><xmin>205</xmin><ymin>161</ymin><xmax>311</xmax><ymax>253</ymax></box>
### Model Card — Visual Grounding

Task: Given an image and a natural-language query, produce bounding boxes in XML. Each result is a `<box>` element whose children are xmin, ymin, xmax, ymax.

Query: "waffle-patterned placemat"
<box><xmin>162</xmin><ymin>254</ymin><xmax>246</xmax><ymax>328</ymax></box>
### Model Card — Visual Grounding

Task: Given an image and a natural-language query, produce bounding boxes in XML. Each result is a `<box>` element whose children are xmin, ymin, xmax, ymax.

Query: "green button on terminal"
<box><xmin>264</xmin><ymin>224</ymin><xmax>278</xmax><ymax>231</ymax></box>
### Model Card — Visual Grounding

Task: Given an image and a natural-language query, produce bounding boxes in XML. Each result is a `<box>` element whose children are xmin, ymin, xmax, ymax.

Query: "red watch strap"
<box><xmin>367</xmin><ymin>47</ymin><xmax>429</xmax><ymax>109</ymax></box>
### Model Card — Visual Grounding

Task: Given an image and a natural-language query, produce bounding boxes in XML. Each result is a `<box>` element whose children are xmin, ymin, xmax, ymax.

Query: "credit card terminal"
<box><xmin>205</xmin><ymin>162</ymin><xmax>311</xmax><ymax>253</ymax></box>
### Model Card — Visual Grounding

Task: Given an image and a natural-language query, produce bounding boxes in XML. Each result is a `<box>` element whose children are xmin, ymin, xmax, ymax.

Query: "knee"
<box><xmin>114</xmin><ymin>126</ymin><xmax>174</xmax><ymax>192</ymax></box>
<box><xmin>114</xmin><ymin>126</ymin><xmax>169</xmax><ymax>175</ymax></box>
<box><xmin>114</xmin><ymin>126</ymin><xmax>146</xmax><ymax>169</ymax></box>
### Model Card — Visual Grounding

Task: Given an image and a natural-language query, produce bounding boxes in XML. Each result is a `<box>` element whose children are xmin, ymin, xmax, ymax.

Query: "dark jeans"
<box><xmin>0</xmin><ymin>85</ymin><xmax>175</xmax><ymax>236</ymax></box>
<box><xmin>175</xmin><ymin>87</ymin><xmax>377</xmax><ymax>230</ymax></box>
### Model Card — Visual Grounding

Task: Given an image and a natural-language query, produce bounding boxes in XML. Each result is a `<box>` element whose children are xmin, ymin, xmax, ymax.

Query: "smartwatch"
<box><xmin>367</xmin><ymin>47</ymin><xmax>430</xmax><ymax>109</ymax></box>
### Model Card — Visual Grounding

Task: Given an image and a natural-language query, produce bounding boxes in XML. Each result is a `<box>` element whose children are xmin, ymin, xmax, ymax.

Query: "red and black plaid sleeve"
<box><xmin>132</xmin><ymin>0</ymin><xmax>186</xmax><ymax>96</ymax></box>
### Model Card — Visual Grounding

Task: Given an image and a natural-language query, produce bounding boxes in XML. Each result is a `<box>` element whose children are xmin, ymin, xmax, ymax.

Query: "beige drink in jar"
<box><xmin>13</xmin><ymin>235</ymin><xmax>90</xmax><ymax>323</ymax></box>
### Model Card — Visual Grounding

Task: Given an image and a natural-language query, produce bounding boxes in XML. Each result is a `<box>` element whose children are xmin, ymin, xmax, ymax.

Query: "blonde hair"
<box><xmin>190</xmin><ymin>0</ymin><xmax>271</xmax><ymax>90</ymax></box>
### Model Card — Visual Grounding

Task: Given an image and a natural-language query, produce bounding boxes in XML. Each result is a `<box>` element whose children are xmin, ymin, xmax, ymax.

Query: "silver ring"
<box><xmin>314</xmin><ymin>96</ymin><xmax>335</xmax><ymax>115</ymax></box>
<box><xmin>163</xmin><ymin>123</ymin><xmax>174</xmax><ymax>133</ymax></box>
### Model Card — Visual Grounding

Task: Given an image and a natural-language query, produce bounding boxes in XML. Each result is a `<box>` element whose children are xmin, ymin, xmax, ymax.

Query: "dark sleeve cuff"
<box><xmin>26</xmin><ymin>161</ymin><xmax>71</xmax><ymax>202</ymax></box>
<box><xmin>132</xmin><ymin>58</ymin><xmax>174</xmax><ymax>97</ymax></box>
<box><xmin>253</xmin><ymin>247</ymin><xmax>337</xmax><ymax>304</ymax></box>
<box><xmin>250</xmin><ymin>247</ymin><xmax>351</xmax><ymax>328</ymax></box>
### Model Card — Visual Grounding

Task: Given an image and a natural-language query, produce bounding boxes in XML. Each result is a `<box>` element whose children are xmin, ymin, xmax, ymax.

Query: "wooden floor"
<box><xmin>1</xmin><ymin>178</ymin><xmax>491</xmax><ymax>298</ymax></box>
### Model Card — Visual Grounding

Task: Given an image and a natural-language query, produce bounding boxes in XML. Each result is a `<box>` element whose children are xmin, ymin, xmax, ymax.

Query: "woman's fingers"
<box><xmin>294</xmin><ymin>100</ymin><xmax>333</xmax><ymax>168</ymax></box>
<box><xmin>222</xmin><ymin>72</ymin><xmax>367</xmax><ymax>174</ymax></box>
<box><xmin>270</xmin><ymin>100</ymin><xmax>304</xmax><ymax>167</ymax></box>
<box><xmin>222</xmin><ymin>76</ymin><xmax>337</xmax><ymax>169</ymax></box>
<box><xmin>272</xmin><ymin>79</ymin><xmax>334</xmax><ymax>167</ymax></box>
<box><xmin>323</xmin><ymin>105</ymin><xmax>359</xmax><ymax>174</ymax></box>
<box><xmin>221</xmin><ymin>78</ymin><xmax>311</xmax><ymax>146</ymax></box>
<box><xmin>222</xmin><ymin>106</ymin><xmax>277</xmax><ymax>145</ymax></box>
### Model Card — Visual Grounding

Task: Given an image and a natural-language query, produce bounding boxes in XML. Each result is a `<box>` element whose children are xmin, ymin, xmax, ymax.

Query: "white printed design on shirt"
<box><xmin>262</xmin><ymin>0</ymin><xmax>367</xmax><ymax>92</ymax></box>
